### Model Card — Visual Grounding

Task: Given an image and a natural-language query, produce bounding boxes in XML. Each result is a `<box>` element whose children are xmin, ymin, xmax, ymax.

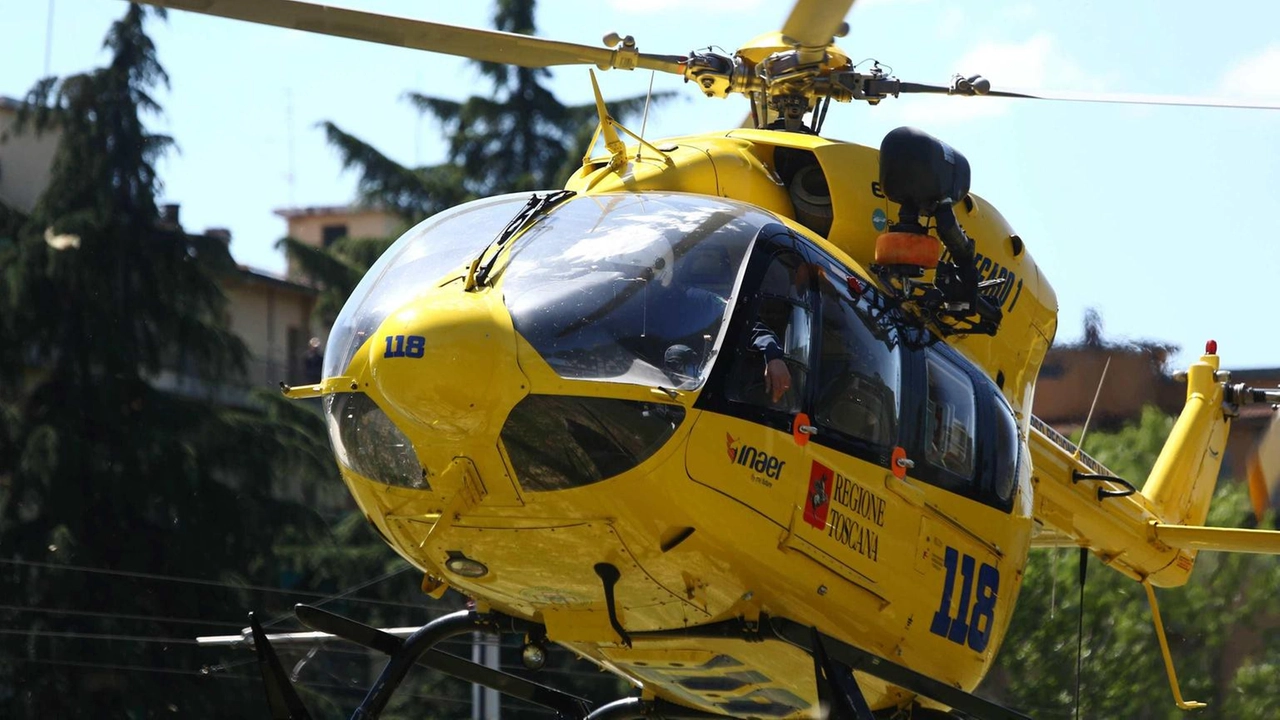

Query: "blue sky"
<box><xmin>2</xmin><ymin>0</ymin><xmax>1279</xmax><ymax>370</ymax></box>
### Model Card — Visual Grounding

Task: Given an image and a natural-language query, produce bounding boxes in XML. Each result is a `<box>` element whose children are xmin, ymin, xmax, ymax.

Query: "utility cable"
<box><xmin>0</xmin><ymin>603</ymin><xmax>244</xmax><ymax>630</ymax></box>
<box><xmin>0</xmin><ymin>557</ymin><xmax>429</xmax><ymax>611</ymax></box>
<box><xmin>0</xmin><ymin>628</ymin><xmax>205</xmax><ymax>645</ymax></box>
<box><xmin>257</xmin><ymin>562</ymin><xmax>415</xmax><ymax>630</ymax></box>
<box><xmin>3</xmin><ymin>626</ymin><xmax>611</xmax><ymax>682</ymax></box>
<box><xmin>13</xmin><ymin>657</ymin><xmax>501</xmax><ymax>710</ymax></box>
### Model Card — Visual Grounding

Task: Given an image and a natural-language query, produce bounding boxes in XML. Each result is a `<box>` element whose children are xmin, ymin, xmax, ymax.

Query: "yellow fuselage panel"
<box><xmin>337</xmin><ymin>391</ymin><xmax>1032</xmax><ymax>712</ymax></box>
<box><xmin>340</xmin><ymin>314</ymin><xmax>1036</xmax><ymax>710</ymax></box>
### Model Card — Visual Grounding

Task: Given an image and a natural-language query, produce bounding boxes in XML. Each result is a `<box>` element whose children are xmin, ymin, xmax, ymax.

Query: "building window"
<box><xmin>321</xmin><ymin>223</ymin><xmax>349</xmax><ymax>247</ymax></box>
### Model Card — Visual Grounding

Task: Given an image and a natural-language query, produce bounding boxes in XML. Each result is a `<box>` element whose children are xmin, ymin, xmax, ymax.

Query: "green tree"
<box><xmin>0</xmin><ymin>6</ymin><xmax>332</xmax><ymax>717</ymax></box>
<box><xmin>983</xmin><ymin>407</ymin><xmax>1280</xmax><ymax>719</ymax></box>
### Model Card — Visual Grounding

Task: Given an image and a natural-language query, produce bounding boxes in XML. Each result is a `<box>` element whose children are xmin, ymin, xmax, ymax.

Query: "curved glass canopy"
<box><xmin>323</xmin><ymin>193</ymin><xmax>538</xmax><ymax>379</ymax></box>
<box><xmin>501</xmin><ymin>193</ymin><xmax>776</xmax><ymax>389</ymax></box>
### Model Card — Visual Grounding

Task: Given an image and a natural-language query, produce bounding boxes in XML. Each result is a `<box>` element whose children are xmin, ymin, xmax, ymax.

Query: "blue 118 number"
<box><xmin>383</xmin><ymin>334</ymin><xmax>425</xmax><ymax>358</ymax></box>
<box><xmin>928</xmin><ymin>546</ymin><xmax>999</xmax><ymax>652</ymax></box>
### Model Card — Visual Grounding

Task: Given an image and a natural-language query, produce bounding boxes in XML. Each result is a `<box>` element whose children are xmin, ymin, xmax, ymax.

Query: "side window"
<box><xmin>924</xmin><ymin>354</ymin><xmax>976</xmax><ymax>480</ymax></box>
<box><xmin>812</xmin><ymin>265</ymin><xmax>900</xmax><ymax>452</ymax></box>
<box><xmin>724</xmin><ymin>247</ymin><xmax>812</xmax><ymax>413</ymax></box>
<box><xmin>989</xmin><ymin>394</ymin><xmax>1019</xmax><ymax>507</ymax></box>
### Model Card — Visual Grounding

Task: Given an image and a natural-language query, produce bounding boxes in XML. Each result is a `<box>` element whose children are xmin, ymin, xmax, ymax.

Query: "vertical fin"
<box><xmin>1140</xmin><ymin>348</ymin><xmax>1227</xmax><ymax>528</ymax></box>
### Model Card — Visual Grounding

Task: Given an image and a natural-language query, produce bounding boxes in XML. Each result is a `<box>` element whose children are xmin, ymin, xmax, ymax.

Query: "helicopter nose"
<box><xmin>370</xmin><ymin>288</ymin><xmax>526</xmax><ymax>444</ymax></box>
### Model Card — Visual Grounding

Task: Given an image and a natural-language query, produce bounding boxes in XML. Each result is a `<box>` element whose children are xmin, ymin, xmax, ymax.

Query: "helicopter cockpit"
<box><xmin>321</xmin><ymin>189</ymin><xmax>1020</xmax><ymax>514</ymax></box>
<box><xmin>324</xmin><ymin>192</ymin><xmax>777</xmax><ymax>393</ymax></box>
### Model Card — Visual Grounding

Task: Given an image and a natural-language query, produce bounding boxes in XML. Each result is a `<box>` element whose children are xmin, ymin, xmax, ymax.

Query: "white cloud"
<box><xmin>953</xmin><ymin>33</ymin><xmax>1055</xmax><ymax>90</ymax></box>
<box><xmin>935</xmin><ymin>6</ymin><xmax>965</xmax><ymax>41</ymax></box>
<box><xmin>1002</xmin><ymin>3</ymin><xmax>1037</xmax><ymax>24</ymax></box>
<box><xmin>1220</xmin><ymin>45</ymin><xmax>1280</xmax><ymax>99</ymax></box>
<box><xmin>885</xmin><ymin>33</ymin><xmax>1093</xmax><ymax>126</ymax></box>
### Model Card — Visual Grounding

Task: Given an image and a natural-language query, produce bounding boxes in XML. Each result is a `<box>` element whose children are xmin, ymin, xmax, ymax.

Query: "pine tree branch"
<box><xmin>320</xmin><ymin>121</ymin><xmax>468</xmax><ymax>221</ymax></box>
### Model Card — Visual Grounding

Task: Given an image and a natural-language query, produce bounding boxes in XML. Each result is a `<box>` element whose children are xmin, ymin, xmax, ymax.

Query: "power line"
<box><xmin>3</xmin><ymin>616</ymin><xmax>618</xmax><ymax>691</ymax></box>
<box><xmin>206</xmin><ymin>635</ymin><xmax>615</xmax><ymax>683</ymax></box>
<box><xmin>16</xmin><ymin>656</ymin><xmax>250</xmax><ymax>680</ymax></box>
<box><xmin>3</xmin><ymin>627</ymin><xmax>611</xmax><ymax>684</ymax></box>
<box><xmin>0</xmin><ymin>557</ymin><xmax>433</xmax><ymax>611</ymax></box>
<box><xmin>257</xmin><ymin>562</ymin><xmax>415</xmax><ymax>629</ymax></box>
<box><xmin>0</xmin><ymin>628</ymin><xmax>205</xmax><ymax>646</ymax></box>
<box><xmin>0</xmin><ymin>603</ymin><xmax>244</xmax><ymax>630</ymax></box>
<box><xmin>12</xmin><ymin>657</ymin><xmax>490</xmax><ymax>709</ymax></box>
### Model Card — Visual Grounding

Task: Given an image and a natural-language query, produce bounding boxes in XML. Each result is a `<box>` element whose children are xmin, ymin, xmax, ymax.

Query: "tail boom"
<box><xmin>1030</xmin><ymin>348</ymin><xmax>1280</xmax><ymax>587</ymax></box>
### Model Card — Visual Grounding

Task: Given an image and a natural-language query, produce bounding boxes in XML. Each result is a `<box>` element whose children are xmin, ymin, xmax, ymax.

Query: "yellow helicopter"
<box><xmin>140</xmin><ymin>0</ymin><xmax>1280</xmax><ymax>717</ymax></box>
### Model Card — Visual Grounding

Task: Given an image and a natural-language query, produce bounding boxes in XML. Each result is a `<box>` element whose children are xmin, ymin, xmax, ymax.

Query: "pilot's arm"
<box><xmin>750</xmin><ymin>321</ymin><xmax>792</xmax><ymax>403</ymax></box>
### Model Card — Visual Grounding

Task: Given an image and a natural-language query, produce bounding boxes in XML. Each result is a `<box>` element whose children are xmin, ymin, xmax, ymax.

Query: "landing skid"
<box><xmin>244</xmin><ymin>606</ymin><xmax>1030</xmax><ymax>720</ymax></box>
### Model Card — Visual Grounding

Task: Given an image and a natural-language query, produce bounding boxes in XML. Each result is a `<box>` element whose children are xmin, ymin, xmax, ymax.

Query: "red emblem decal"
<box><xmin>726</xmin><ymin>433</ymin><xmax>738</xmax><ymax>463</ymax></box>
<box><xmin>804</xmin><ymin>461</ymin><xmax>834</xmax><ymax>530</ymax></box>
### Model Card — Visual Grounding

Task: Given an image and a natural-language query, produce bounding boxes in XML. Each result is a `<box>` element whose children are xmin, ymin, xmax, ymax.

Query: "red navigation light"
<box><xmin>1205</xmin><ymin>339</ymin><xmax>1218</xmax><ymax>355</ymax></box>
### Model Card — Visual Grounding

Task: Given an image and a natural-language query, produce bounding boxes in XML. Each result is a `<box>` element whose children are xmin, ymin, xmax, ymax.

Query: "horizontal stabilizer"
<box><xmin>1149</xmin><ymin>522</ymin><xmax>1280</xmax><ymax>555</ymax></box>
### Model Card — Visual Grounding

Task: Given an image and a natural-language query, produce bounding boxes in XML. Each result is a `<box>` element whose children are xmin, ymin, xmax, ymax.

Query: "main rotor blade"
<box><xmin>138</xmin><ymin>0</ymin><xmax>686</xmax><ymax>73</ymax></box>
<box><xmin>983</xmin><ymin>88</ymin><xmax>1280</xmax><ymax>111</ymax></box>
<box><xmin>780</xmin><ymin>0</ymin><xmax>855</xmax><ymax>48</ymax></box>
<box><xmin>897</xmin><ymin>81</ymin><xmax>1280</xmax><ymax>111</ymax></box>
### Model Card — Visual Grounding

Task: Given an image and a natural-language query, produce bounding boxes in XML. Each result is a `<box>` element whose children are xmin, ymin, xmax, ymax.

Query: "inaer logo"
<box><xmin>725</xmin><ymin>434</ymin><xmax>786</xmax><ymax>481</ymax></box>
<box><xmin>805</xmin><ymin>461</ymin><xmax>834</xmax><ymax>530</ymax></box>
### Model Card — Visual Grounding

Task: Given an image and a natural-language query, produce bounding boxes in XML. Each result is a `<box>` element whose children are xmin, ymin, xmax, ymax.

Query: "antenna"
<box><xmin>638</xmin><ymin>71</ymin><xmax>655</xmax><ymax>161</ymax></box>
<box><xmin>415</xmin><ymin>71</ymin><xmax>424</xmax><ymax>166</ymax></box>
<box><xmin>44</xmin><ymin>0</ymin><xmax>56</xmax><ymax>76</ymax></box>
<box><xmin>285</xmin><ymin>89</ymin><xmax>296</xmax><ymax>208</ymax></box>
<box><xmin>1076</xmin><ymin>356</ymin><xmax>1111</xmax><ymax>455</ymax></box>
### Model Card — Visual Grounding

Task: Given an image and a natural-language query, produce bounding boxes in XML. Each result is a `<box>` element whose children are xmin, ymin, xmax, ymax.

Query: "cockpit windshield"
<box><xmin>496</xmin><ymin>192</ymin><xmax>773</xmax><ymax>386</ymax></box>
<box><xmin>323</xmin><ymin>194</ymin><xmax>538</xmax><ymax>379</ymax></box>
<box><xmin>501</xmin><ymin>193</ymin><xmax>777</xmax><ymax>389</ymax></box>
<box><xmin>324</xmin><ymin>192</ymin><xmax>779</xmax><ymax>390</ymax></box>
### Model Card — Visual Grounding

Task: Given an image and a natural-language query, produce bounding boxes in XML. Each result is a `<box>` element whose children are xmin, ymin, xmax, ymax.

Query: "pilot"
<box><xmin>751</xmin><ymin>322</ymin><xmax>792</xmax><ymax>403</ymax></box>
<box><xmin>656</xmin><ymin>245</ymin><xmax>812</xmax><ymax>404</ymax></box>
<box><xmin>751</xmin><ymin>261</ymin><xmax>815</xmax><ymax>403</ymax></box>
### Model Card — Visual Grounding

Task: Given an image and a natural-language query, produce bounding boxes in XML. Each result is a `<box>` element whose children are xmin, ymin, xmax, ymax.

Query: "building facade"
<box><xmin>274</xmin><ymin>204</ymin><xmax>404</xmax><ymax>282</ymax></box>
<box><xmin>0</xmin><ymin>96</ymin><xmax>60</xmax><ymax>215</ymax></box>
